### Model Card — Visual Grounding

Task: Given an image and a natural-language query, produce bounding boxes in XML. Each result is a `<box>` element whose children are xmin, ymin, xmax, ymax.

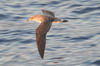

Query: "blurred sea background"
<box><xmin>0</xmin><ymin>0</ymin><xmax>100</xmax><ymax>66</ymax></box>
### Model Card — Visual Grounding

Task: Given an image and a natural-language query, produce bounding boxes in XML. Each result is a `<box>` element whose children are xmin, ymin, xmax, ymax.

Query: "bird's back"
<box><xmin>32</xmin><ymin>15</ymin><xmax>54</xmax><ymax>23</ymax></box>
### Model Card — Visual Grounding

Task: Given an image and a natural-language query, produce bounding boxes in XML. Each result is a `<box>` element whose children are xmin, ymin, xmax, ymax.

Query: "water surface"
<box><xmin>0</xmin><ymin>0</ymin><xmax>100</xmax><ymax>66</ymax></box>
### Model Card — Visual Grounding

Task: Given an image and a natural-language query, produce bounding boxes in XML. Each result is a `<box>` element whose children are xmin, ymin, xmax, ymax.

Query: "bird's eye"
<box><xmin>31</xmin><ymin>17</ymin><xmax>33</xmax><ymax>19</ymax></box>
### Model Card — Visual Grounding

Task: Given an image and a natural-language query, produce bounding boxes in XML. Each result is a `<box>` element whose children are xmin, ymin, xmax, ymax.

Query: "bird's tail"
<box><xmin>52</xmin><ymin>19</ymin><xmax>68</xmax><ymax>23</ymax></box>
<box><xmin>61</xmin><ymin>20</ymin><xmax>68</xmax><ymax>22</ymax></box>
<box><xmin>52</xmin><ymin>17</ymin><xmax>68</xmax><ymax>23</ymax></box>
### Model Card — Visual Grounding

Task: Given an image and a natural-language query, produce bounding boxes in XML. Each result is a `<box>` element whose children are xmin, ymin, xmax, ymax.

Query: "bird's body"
<box><xmin>27</xmin><ymin>15</ymin><xmax>67</xmax><ymax>23</ymax></box>
<box><xmin>28</xmin><ymin>15</ymin><xmax>53</xmax><ymax>23</ymax></box>
<box><xmin>27</xmin><ymin>10</ymin><xmax>68</xmax><ymax>59</ymax></box>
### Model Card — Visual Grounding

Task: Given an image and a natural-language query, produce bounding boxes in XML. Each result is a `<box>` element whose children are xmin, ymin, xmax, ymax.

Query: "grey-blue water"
<box><xmin>0</xmin><ymin>0</ymin><xmax>100</xmax><ymax>66</ymax></box>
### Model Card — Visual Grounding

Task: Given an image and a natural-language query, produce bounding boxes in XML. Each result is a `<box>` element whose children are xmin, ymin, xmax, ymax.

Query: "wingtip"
<box><xmin>41</xmin><ymin>9</ymin><xmax>46</xmax><ymax>12</ymax></box>
<box><xmin>39</xmin><ymin>53</ymin><xmax>44</xmax><ymax>59</ymax></box>
<box><xmin>41</xmin><ymin>9</ymin><xmax>45</xmax><ymax>11</ymax></box>
<box><xmin>41</xmin><ymin>56</ymin><xmax>44</xmax><ymax>59</ymax></box>
<box><xmin>38</xmin><ymin>47</ymin><xmax>45</xmax><ymax>59</ymax></box>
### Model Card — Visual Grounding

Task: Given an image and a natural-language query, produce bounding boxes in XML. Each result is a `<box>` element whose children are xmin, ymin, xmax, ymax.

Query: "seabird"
<box><xmin>27</xmin><ymin>10</ymin><xmax>68</xmax><ymax>59</ymax></box>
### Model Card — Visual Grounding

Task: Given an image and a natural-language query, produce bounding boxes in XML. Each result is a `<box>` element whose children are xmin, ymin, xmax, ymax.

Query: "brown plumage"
<box><xmin>27</xmin><ymin>10</ymin><xmax>68</xmax><ymax>59</ymax></box>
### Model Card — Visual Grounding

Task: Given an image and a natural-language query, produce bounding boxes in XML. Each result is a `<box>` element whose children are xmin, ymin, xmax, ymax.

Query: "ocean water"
<box><xmin>0</xmin><ymin>0</ymin><xmax>100</xmax><ymax>66</ymax></box>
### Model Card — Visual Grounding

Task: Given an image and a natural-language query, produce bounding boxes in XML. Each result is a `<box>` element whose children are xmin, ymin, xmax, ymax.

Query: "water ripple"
<box><xmin>69</xmin><ymin>4</ymin><xmax>83</xmax><ymax>8</ymax></box>
<box><xmin>0</xmin><ymin>38</ymin><xmax>22</xmax><ymax>43</ymax></box>
<box><xmin>0</xmin><ymin>14</ymin><xmax>10</xmax><ymax>20</ymax></box>
<box><xmin>19</xmin><ymin>39</ymin><xmax>35</xmax><ymax>44</ymax></box>
<box><xmin>72</xmin><ymin>6</ymin><xmax>100</xmax><ymax>14</ymax></box>
<box><xmin>47</xmin><ymin>35</ymin><xmax>62</xmax><ymax>37</ymax></box>
<box><xmin>92</xmin><ymin>60</ymin><xmax>100</xmax><ymax>65</ymax></box>
<box><xmin>48</xmin><ymin>1</ymin><xmax>61</xmax><ymax>4</ymax></box>
<box><xmin>70</xmin><ymin>35</ymin><xmax>94</xmax><ymax>42</ymax></box>
<box><xmin>7</xmin><ymin>4</ymin><xmax>22</xmax><ymax>8</ymax></box>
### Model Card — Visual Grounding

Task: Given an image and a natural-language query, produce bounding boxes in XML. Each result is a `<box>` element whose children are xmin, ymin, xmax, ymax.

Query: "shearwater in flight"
<box><xmin>27</xmin><ymin>10</ymin><xmax>68</xmax><ymax>59</ymax></box>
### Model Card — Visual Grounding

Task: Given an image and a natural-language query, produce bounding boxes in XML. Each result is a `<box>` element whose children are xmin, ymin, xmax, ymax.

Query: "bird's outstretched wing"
<box><xmin>36</xmin><ymin>22</ymin><xmax>52</xmax><ymax>59</ymax></box>
<box><xmin>42</xmin><ymin>10</ymin><xmax>55</xmax><ymax>17</ymax></box>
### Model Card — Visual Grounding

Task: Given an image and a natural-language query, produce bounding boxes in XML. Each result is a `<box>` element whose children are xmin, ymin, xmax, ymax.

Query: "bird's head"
<box><xmin>27</xmin><ymin>15</ymin><xmax>46</xmax><ymax>23</ymax></box>
<box><xmin>27</xmin><ymin>16</ymin><xmax>35</xmax><ymax>22</ymax></box>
